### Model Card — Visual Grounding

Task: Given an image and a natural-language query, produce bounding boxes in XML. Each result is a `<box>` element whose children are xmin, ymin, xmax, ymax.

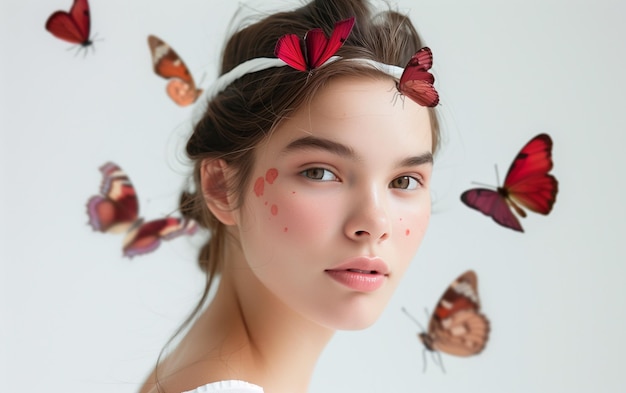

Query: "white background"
<box><xmin>2</xmin><ymin>0</ymin><xmax>625</xmax><ymax>392</ymax></box>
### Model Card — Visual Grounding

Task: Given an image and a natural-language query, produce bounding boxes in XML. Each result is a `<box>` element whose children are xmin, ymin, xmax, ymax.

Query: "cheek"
<box><xmin>395</xmin><ymin>207</ymin><xmax>431</xmax><ymax>248</ymax></box>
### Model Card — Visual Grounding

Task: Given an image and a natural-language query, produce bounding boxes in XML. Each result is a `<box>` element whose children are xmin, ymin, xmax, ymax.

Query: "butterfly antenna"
<box><xmin>422</xmin><ymin>348</ymin><xmax>428</xmax><ymax>373</ymax></box>
<box><xmin>433</xmin><ymin>351</ymin><xmax>446</xmax><ymax>374</ymax></box>
<box><xmin>401</xmin><ymin>307</ymin><xmax>426</xmax><ymax>332</ymax></box>
<box><xmin>494</xmin><ymin>164</ymin><xmax>501</xmax><ymax>186</ymax></box>
<box><xmin>470</xmin><ymin>180</ymin><xmax>496</xmax><ymax>189</ymax></box>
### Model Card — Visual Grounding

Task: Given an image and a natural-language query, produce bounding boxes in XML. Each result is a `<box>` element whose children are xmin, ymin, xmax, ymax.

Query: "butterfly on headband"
<box><xmin>397</xmin><ymin>47</ymin><xmax>439</xmax><ymax>107</ymax></box>
<box><xmin>45</xmin><ymin>0</ymin><xmax>95</xmax><ymax>53</ymax></box>
<box><xmin>86</xmin><ymin>162</ymin><xmax>197</xmax><ymax>258</ymax></box>
<box><xmin>402</xmin><ymin>270</ymin><xmax>490</xmax><ymax>372</ymax></box>
<box><xmin>461</xmin><ymin>133</ymin><xmax>558</xmax><ymax>232</ymax></box>
<box><xmin>275</xmin><ymin>16</ymin><xmax>355</xmax><ymax>72</ymax></box>
<box><xmin>147</xmin><ymin>35</ymin><xmax>203</xmax><ymax>106</ymax></box>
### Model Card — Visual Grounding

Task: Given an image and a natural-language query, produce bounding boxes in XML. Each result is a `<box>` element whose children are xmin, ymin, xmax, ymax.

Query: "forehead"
<box><xmin>261</xmin><ymin>76</ymin><xmax>433</xmax><ymax>157</ymax></box>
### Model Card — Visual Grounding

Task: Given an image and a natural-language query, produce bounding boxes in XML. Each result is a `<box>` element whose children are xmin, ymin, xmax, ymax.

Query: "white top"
<box><xmin>182</xmin><ymin>380</ymin><xmax>264</xmax><ymax>393</ymax></box>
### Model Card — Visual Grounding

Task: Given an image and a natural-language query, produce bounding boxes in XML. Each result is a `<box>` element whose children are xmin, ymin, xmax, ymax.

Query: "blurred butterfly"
<box><xmin>45</xmin><ymin>0</ymin><xmax>94</xmax><ymax>52</ymax></box>
<box><xmin>402</xmin><ymin>270</ymin><xmax>490</xmax><ymax>372</ymax></box>
<box><xmin>86</xmin><ymin>162</ymin><xmax>197</xmax><ymax>258</ymax></box>
<box><xmin>147</xmin><ymin>35</ymin><xmax>203</xmax><ymax>106</ymax></box>
<box><xmin>461</xmin><ymin>133</ymin><xmax>558</xmax><ymax>232</ymax></box>
<box><xmin>274</xmin><ymin>16</ymin><xmax>355</xmax><ymax>72</ymax></box>
<box><xmin>397</xmin><ymin>47</ymin><xmax>439</xmax><ymax>107</ymax></box>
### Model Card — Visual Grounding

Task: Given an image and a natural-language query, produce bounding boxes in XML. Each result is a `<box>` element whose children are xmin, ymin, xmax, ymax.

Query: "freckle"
<box><xmin>264</xmin><ymin>201</ymin><xmax>268</xmax><ymax>206</ymax></box>
<box><xmin>265</xmin><ymin>168</ymin><xmax>279</xmax><ymax>184</ymax></box>
<box><xmin>271</xmin><ymin>204</ymin><xmax>278</xmax><ymax>216</ymax></box>
<box><xmin>254</xmin><ymin>177</ymin><xmax>264</xmax><ymax>197</ymax></box>
<box><xmin>291</xmin><ymin>191</ymin><xmax>296</xmax><ymax>194</ymax></box>
<box><xmin>283</xmin><ymin>227</ymin><xmax>288</xmax><ymax>232</ymax></box>
<box><xmin>399</xmin><ymin>218</ymin><xmax>403</xmax><ymax>221</ymax></box>
<box><xmin>405</xmin><ymin>229</ymin><xmax>410</xmax><ymax>236</ymax></box>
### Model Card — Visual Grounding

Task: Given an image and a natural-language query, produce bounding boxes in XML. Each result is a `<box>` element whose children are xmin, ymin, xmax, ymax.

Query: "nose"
<box><xmin>344</xmin><ymin>185</ymin><xmax>391</xmax><ymax>242</ymax></box>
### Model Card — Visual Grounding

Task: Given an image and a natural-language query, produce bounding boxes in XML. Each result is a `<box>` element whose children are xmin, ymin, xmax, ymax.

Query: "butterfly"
<box><xmin>460</xmin><ymin>133</ymin><xmax>558</xmax><ymax>232</ymax></box>
<box><xmin>147</xmin><ymin>35</ymin><xmax>203</xmax><ymax>107</ymax></box>
<box><xmin>397</xmin><ymin>47</ymin><xmax>439</xmax><ymax>107</ymax></box>
<box><xmin>45</xmin><ymin>0</ymin><xmax>94</xmax><ymax>51</ymax></box>
<box><xmin>86</xmin><ymin>162</ymin><xmax>197</xmax><ymax>258</ymax></box>
<box><xmin>402</xmin><ymin>270</ymin><xmax>490</xmax><ymax>372</ymax></box>
<box><xmin>274</xmin><ymin>16</ymin><xmax>355</xmax><ymax>72</ymax></box>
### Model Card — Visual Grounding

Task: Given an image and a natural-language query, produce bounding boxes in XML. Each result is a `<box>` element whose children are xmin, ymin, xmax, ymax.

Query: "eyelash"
<box><xmin>300</xmin><ymin>168</ymin><xmax>423</xmax><ymax>190</ymax></box>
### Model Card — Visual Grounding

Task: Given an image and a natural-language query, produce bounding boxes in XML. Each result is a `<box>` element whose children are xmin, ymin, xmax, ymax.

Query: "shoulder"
<box><xmin>182</xmin><ymin>380</ymin><xmax>264</xmax><ymax>393</ymax></box>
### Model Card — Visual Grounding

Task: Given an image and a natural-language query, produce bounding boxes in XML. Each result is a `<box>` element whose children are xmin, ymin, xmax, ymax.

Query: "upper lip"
<box><xmin>325</xmin><ymin>256</ymin><xmax>390</xmax><ymax>275</ymax></box>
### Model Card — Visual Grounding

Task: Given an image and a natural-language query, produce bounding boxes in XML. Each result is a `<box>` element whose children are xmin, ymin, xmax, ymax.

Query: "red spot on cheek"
<box><xmin>265</xmin><ymin>168</ymin><xmax>278</xmax><ymax>184</ymax></box>
<box><xmin>254</xmin><ymin>177</ymin><xmax>264</xmax><ymax>197</ymax></box>
<box><xmin>271</xmin><ymin>204</ymin><xmax>278</xmax><ymax>216</ymax></box>
<box><xmin>405</xmin><ymin>229</ymin><xmax>410</xmax><ymax>236</ymax></box>
<box><xmin>283</xmin><ymin>227</ymin><xmax>288</xmax><ymax>232</ymax></box>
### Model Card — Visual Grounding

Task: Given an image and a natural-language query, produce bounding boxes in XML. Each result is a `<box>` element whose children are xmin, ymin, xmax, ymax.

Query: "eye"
<box><xmin>300</xmin><ymin>168</ymin><xmax>338</xmax><ymax>182</ymax></box>
<box><xmin>390</xmin><ymin>176</ymin><xmax>420</xmax><ymax>190</ymax></box>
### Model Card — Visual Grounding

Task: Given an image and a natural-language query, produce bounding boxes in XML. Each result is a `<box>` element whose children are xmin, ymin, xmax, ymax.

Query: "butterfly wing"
<box><xmin>460</xmin><ymin>188</ymin><xmax>524</xmax><ymax>232</ymax></box>
<box><xmin>503</xmin><ymin>133</ymin><xmax>558</xmax><ymax>214</ymax></box>
<box><xmin>398</xmin><ymin>48</ymin><xmax>439</xmax><ymax>107</ymax></box>
<box><xmin>147</xmin><ymin>35</ymin><xmax>201</xmax><ymax>106</ymax></box>
<box><xmin>426</xmin><ymin>270</ymin><xmax>490</xmax><ymax>356</ymax></box>
<box><xmin>305</xmin><ymin>17</ymin><xmax>355</xmax><ymax>69</ymax></box>
<box><xmin>45</xmin><ymin>0</ymin><xmax>91</xmax><ymax>45</ymax></box>
<box><xmin>275</xmin><ymin>34</ymin><xmax>308</xmax><ymax>72</ymax></box>
<box><xmin>86</xmin><ymin>162</ymin><xmax>139</xmax><ymax>234</ymax></box>
<box><xmin>123</xmin><ymin>218</ymin><xmax>198</xmax><ymax>258</ymax></box>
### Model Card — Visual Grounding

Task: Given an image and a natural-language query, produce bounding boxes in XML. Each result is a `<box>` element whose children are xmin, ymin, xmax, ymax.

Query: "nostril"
<box><xmin>355</xmin><ymin>230</ymin><xmax>368</xmax><ymax>236</ymax></box>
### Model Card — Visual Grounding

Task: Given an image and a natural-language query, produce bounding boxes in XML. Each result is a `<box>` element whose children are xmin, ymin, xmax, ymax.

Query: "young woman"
<box><xmin>140</xmin><ymin>0</ymin><xmax>440</xmax><ymax>392</ymax></box>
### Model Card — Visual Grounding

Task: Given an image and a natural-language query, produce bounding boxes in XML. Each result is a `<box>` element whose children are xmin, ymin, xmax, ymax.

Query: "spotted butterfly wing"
<box><xmin>45</xmin><ymin>0</ymin><xmax>92</xmax><ymax>47</ymax></box>
<box><xmin>419</xmin><ymin>270</ymin><xmax>490</xmax><ymax>357</ymax></box>
<box><xmin>461</xmin><ymin>133</ymin><xmax>558</xmax><ymax>232</ymax></box>
<box><xmin>147</xmin><ymin>35</ymin><xmax>202</xmax><ymax>106</ymax></box>
<box><xmin>275</xmin><ymin>17</ymin><xmax>355</xmax><ymax>71</ymax></box>
<box><xmin>397</xmin><ymin>47</ymin><xmax>439</xmax><ymax>107</ymax></box>
<box><xmin>86</xmin><ymin>162</ymin><xmax>197</xmax><ymax>258</ymax></box>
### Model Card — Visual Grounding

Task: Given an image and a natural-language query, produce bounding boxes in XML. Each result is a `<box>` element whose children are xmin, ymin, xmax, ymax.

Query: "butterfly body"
<box><xmin>461</xmin><ymin>133</ymin><xmax>558</xmax><ymax>232</ymax></box>
<box><xmin>274</xmin><ymin>17</ymin><xmax>355</xmax><ymax>72</ymax></box>
<box><xmin>87</xmin><ymin>162</ymin><xmax>197</xmax><ymax>258</ymax></box>
<box><xmin>45</xmin><ymin>0</ymin><xmax>93</xmax><ymax>49</ymax></box>
<box><xmin>147</xmin><ymin>35</ymin><xmax>202</xmax><ymax>106</ymax></box>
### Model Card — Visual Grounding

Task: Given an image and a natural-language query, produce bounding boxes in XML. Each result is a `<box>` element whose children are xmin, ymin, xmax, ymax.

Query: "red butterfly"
<box><xmin>45</xmin><ymin>0</ymin><xmax>94</xmax><ymax>51</ymax></box>
<box><xmin>274</xmin><ymin>17</ymin><xmax>355</xmax><ymax>72</ymax></box>
<box><xmin>397</xmin><ymin>47</ymin><xmax>439</xmax><ymax>107</ymax></box>
<box><xmin>402</xmin><ymin>270</ymin><xmax>490</xmax><ymax>372</ymax></box>
<box><xmin>86</xmin><ymin>162</ymin><xmax>197</xmax><ymax>258</ymax></box>
<box><xmin>461</xmin><ymin>133</ymin><xmax>558</xmax><ymax>232</ymax></box>
<box><xmin>147</xmin><ymin>35</ymin><xmax>203</xmax><ymax>107</ymax></box>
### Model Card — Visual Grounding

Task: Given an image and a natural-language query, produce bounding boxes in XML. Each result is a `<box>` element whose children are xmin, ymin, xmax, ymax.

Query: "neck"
<box><xmin>179</xmin><ymin>240</ymin><xmax>335</xmax><ymax>393</ymax></box>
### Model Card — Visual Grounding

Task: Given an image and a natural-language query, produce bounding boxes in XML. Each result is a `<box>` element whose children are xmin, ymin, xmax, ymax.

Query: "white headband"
<box><xmin>198</xmin><ymin>56</ymin><xmax>405</xmax><ymax>102</ymax></box>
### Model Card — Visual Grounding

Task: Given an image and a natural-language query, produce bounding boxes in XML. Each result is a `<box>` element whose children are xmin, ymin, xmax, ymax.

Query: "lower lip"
<box><xmin>325</xmin><ymin>270</ymin><xmax>386</xmax><ymax>292</ymax></box>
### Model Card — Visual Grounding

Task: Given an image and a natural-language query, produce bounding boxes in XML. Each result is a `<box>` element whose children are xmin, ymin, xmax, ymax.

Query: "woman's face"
<box><xmin>232</xmin><ymin>76</ymin><xmax>433</xmax><ymax>330</ymax></box>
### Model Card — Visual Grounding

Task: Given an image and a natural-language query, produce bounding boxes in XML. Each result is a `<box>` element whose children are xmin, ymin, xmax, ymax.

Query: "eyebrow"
<box><xmin>281</xmin><ymin>135</ymin><xmax>433</xmax><ymax>167</ymax></box>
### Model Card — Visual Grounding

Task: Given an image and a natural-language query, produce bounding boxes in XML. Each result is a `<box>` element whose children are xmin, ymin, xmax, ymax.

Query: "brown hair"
<box><xmin>179</xmin><ymin>0</ymin><xmax>440</xmax><ymax>328</ymax></box>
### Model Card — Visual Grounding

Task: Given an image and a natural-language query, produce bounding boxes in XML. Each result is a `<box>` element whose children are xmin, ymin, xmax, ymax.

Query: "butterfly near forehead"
<box><xmin>147</xmin><ymin>35</ymin><xmax>203</xmax><ymax>106</ymax></box>
<box><xmin>86</xmin><ymin>162</ymin><xmax>197</xmax><ymax>258</ymax></box>
<box><xmin>45</xmin><ymin>0</ymin><xmax>96</xmax><ymax>55</ymax></box>
<box><xmin>461</xmin><ymin>133</ymin><xmax>558</xmax><ymax>232</ymax></box>
<box><xmin>402</xmin><ymin>270</ymin><xmax>490</xmax><ymax>372</ymax></box>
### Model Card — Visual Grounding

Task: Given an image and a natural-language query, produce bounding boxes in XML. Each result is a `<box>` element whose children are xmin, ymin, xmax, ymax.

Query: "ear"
<box><xmin>200</xmin><ymin>158</ymin><xmax>237</xmax><ymax>226</ymax></box>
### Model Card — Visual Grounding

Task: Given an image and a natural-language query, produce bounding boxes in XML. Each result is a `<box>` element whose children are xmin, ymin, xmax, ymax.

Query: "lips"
<box><xmin>324</xmin><ymin>257</ymin><xmax>389</xmax><ymax>292</ymax></box>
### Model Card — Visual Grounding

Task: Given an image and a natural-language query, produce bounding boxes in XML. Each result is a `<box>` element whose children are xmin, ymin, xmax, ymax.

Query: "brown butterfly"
<box><xmin>402</xmin><ymin>270</ymin><xmax>490</xmax><ymax>372</ymax></box>
<box><xmin>147</xmin><ymin>35</ymin><xmax>202</xmax><ymax>106</ymax></box>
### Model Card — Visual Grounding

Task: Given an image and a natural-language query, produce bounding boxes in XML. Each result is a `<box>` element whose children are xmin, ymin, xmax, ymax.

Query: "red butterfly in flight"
<box><xmin>147</xmin><ymin>35</ymin><xmax>203</xmax><ymax>107</ymax></box>
<box><xmin>461</xmin><ymin>133</ymin><xmax>558</xmax><ymax>232</ymax></box>
<box><xmin>402</xmin><ymin>270</ymin><xmax>490</xmax><ymax>372</ymax></box>
<box><xmin>274</xmin><ymin>17</ymin><xmax>355</xmax><ymax>71</ymax></box>
<box><xmin>45</xmin><ymin>0</ymin><xmax>94</xmax><ymax>51</ymax></box>
<box><xmin>397</xmin><ymin>47</ymin><xmax>439</xmax><ymax>107</ymax></box>
<box><xmin>86</xmin><ymin>162</ymin><xmax>197</xmax><ymax>258</ymax></box>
